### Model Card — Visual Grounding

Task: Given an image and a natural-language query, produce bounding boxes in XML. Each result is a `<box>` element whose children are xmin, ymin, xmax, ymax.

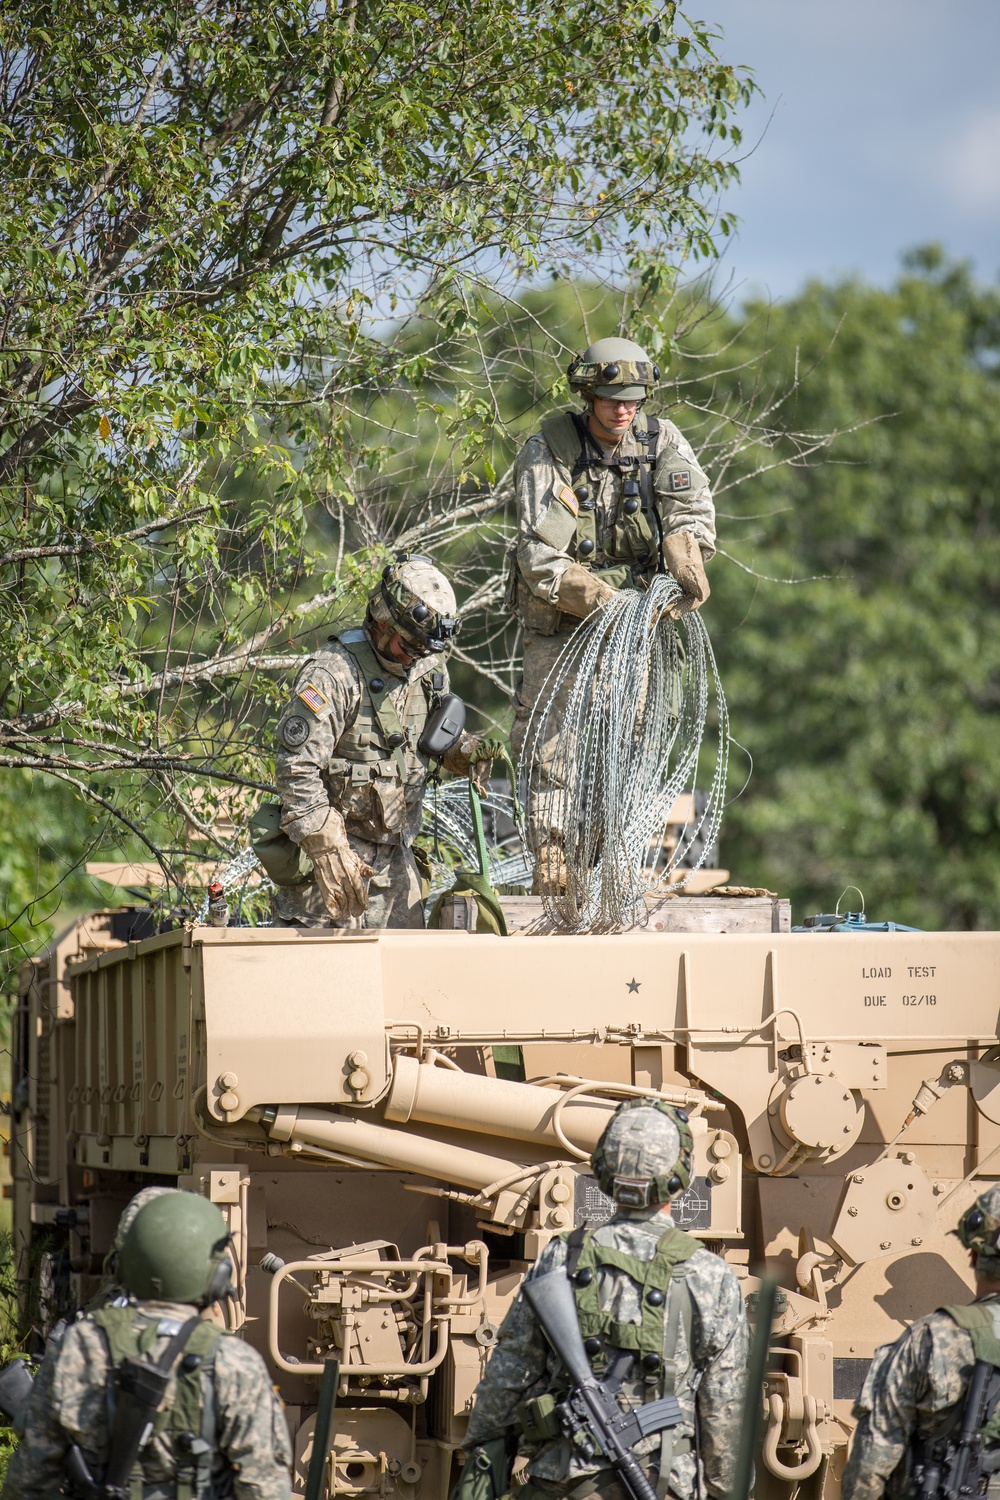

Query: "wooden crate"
<box><xmin>434</xmin><ymin>891</ymin><xmax>791</xmax><ymax>935</ymax></box>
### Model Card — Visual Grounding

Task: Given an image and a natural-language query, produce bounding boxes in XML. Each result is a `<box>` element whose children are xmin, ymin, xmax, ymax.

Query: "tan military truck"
<box><xmin>12</xmin><ymin>896</ymin><xmax>1000</xmax><ymax>1499</ymax></box>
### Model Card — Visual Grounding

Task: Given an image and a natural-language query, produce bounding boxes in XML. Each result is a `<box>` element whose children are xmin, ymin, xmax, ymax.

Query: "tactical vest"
<box><xmin>536</xmin><ymin>411</ymin><xmax>663</xmax><ymax>586</ymax></box>
<box><xmin>90</xmin><ymin>1304</ymin><xmax>225</xmax><ymax>1500</ymax></box>
<box><xmin>554</xmin><ymin>1224</ymin><xmax>699</xmax><ymax>1485</ymax></box>
<box><xmin>322</xmin><ymin>629</ymin><xmax>442</xmax><ymax>843</ymax></box>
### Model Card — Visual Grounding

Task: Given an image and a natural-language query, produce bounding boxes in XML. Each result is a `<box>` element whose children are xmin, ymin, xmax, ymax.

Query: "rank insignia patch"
<box><xmin>670</xmin><ymin>470</ymin><xmax>692</xmax><ymax>493</ymax></box>
<box><xmin>298</xmin><ymin>682</ymin><xmax>328</xmax><ymax>714</ymax></box>
<box><xmin>557</xmin><ymin>485</ymin><xmax>580</xmax><ymax>515</ymax></box>
<box><xmin>280</xmin><ymin>715</ymin><xmax>311</xmax><ymax>749</ymax></box>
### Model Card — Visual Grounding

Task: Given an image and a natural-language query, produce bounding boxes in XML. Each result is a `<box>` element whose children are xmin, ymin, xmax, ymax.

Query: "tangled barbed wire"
<box><xmin>421</xmin><ymin>780</ymin><xmax>532</xmax><ymax>898</ymax></box>
<box><xmin>521</xmin><ymin>576</ymin><xmax>729</xmax><ymax>931</ymax></box>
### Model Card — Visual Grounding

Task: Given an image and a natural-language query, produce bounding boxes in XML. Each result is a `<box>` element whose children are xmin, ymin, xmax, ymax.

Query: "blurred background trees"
<box><xmin>2</xmin><ymin>1</ymin><xmax>999</xmax><ymax>966</ymax></box>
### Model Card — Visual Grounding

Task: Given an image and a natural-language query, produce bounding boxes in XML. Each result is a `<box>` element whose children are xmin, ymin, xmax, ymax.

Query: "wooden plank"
<box><xmin>434</xmin><ymin>892</ymin><xmax>791</xmax><ymax>936</ymax></box>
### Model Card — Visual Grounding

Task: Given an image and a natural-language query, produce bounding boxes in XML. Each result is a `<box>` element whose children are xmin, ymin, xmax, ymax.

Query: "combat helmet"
<box><xmin>119</xmin><ymin>1190</ymin><xmax>234</xmax><ymax>1306</ymax></box>
<box><xmin>369</xmin><ymin>553</ymin><xmax>459</xmax><ymax>654</ymax></box>
<box><xmin>567</xmin><ymin>337</ymin><xmax>661</xmax><ymax>402</ymax></box>
<box><xmin>591</xmin><ymin>1097</ymin><xmax>694</xmax><ymax>1210</ymax></box>
<box><xmin>956</xmin><ymin>1184</ymin><xmax>1000</xmax><ymax>1275</ymax></box>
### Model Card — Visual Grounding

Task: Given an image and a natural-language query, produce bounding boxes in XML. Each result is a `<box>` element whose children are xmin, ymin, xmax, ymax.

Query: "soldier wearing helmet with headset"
<box><xmin>463</xmin><ymin>1098</ymin><xmax>748</xmax><ymax>1500</ymax></box>
<box><xmin>843</xmin><ymin>1185</ymin><xmax>1000</xmax><ymax>1500</ymax></box>
<box><xmin>270</xmin><ymin>554</ymin><xmax>503</xmax><ymax>928</ymax></box>
<box><xmin>506</xmin><ymin>339</ymin><xmax>716</xmax><ymax>894</ymax></box>
<box><xmin>2</xmin><ymin>1189</ymin><xmax>291</xmax><ymax>1500</ymax></box>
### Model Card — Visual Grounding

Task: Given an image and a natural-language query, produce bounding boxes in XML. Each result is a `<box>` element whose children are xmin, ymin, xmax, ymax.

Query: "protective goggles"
<box><xmin>955</xmin><ymin>1200</ymin><xmax>1000</xmax><ymax>1253</ymax></box>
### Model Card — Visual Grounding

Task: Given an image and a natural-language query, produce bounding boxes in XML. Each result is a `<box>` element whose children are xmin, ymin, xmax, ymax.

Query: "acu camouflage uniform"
<box><xmin>464</xmin><ymin>1204</ymin><xmax>748</xmax><ymax>1500</ymax></box>
<box><xmin>842</xmin><ymin>1297</ymin><xmax>1000</xmax><ymax>1500</ymax></box>
<box><xmin>507</xmin><ymin>411</ymin><xmax>715</xmax><ymax>846</ymax></box>
<box><xmin>2</xmin><ymin>1298</ymin><xmax>292</xmax><ymax>1500</ymax></box>
<box><xmin>273</xmin><ymin>628</ymin><xmax>448</xmax><ymax>928</ymax></box>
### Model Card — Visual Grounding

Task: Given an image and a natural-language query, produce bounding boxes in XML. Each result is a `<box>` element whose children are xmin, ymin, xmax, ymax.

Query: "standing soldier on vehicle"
<box><xmin>269</xmin><ymin>553</ymin><xmax>501</xmax><ymax>929</ymax></box>
<box><xmin>843</xmin><ymin>1184</ymin><xmax>1000</xmax><ymax>1500</ymax></box>
<box><xmin>506</xmin><ymin>340</ymin><xmax>715</xmax><ymax>894</ymax></box>
<box><xmin>2</xmin><ymin>1189</ymin><xmax>292</xmax><ymax>1500</ymax></box>
<box><xmin>462</xmin><ymin>1098</ymin><xmax>749</xmax><ymax>1500</ymax></box>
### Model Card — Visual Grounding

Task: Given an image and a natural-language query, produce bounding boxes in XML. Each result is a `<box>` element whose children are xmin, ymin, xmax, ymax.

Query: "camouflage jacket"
<box><xmin>274</xmin><ymin>632</ymin><xmax>448</xmax><ymax>848</ymax></box>
<box><xmin>2</xmin><ymin>1300</ymin><xmax>292</xmax><ymax>1500</ymax></box>
<box><xmin>842</xmin><ymin>1297</ymin><xmax>1000</xmax><ymax>1500</ymax></box>
<box><xmin>511</xmin><ymin>411</ymin><xmax>715</xmax><ymax>633</ymax></box>
<box><xmin>464</xmin><ymin>1206</ymin><xmax>748</xmax><ymax>1499</ymax></box>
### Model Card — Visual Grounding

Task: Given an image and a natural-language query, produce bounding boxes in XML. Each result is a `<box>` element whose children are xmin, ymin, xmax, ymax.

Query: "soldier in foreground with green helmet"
<box><xmin>2</xmin><ymin>1189</ymin><xmax>291</xmax><ymax>1500</ymax></box>
<box><xmin>271</xmin><ymin>554</ymin><xmax>502</xmax><ymax>928</ymax></box>
<box><xmin>462</xmin><ymin>1098</ymin><xmax>748</xmax><ymax>1500</ymax></box>
<box><xmin>506</xmin><ymin>340</ymin><xmax>715</xmax><ymax>894</ymax></box>
<box><xmin>843</xmin><ymin>1184</ymin><xmax>1000</xmax><ymax>1500</ymax></box>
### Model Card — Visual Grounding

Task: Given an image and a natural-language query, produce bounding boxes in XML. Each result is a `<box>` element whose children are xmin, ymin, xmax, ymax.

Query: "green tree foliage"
<box><xmin>0</xmin><ymin>0</ymin><xmax>752</xmax><ymax>917</ymax></box>
<box><xmin>695</xmin><ymin>249</ymin><xmax>1000</xmax><ymax>928</ymax></box>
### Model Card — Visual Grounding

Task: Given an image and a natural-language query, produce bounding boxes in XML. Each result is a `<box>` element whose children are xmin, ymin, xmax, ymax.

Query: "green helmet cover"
<box><xmin>567</xmin><ymin>337</ymin><xmax>661</xmax><ymax>401</ymax></box>
<box><xmin>119</xmin><ymin>1190</ymin><xmax>233</xmax><ymax>1306</ymax></box>
<box><xmin>591</xmin><ymin>1098</ymin><xmax>694</xmax><ymax>1209</ymax></box>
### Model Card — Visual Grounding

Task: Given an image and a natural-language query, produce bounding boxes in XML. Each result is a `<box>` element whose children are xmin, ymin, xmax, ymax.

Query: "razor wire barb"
<box><xmin>521</xmin><ymin>575</ymin><xmax>729</xmax><ymax>931</ymax></box>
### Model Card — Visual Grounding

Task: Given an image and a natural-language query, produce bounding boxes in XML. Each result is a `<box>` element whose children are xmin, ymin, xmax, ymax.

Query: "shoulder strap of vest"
<box><xmin>337</xmin><ymin>633</ymin><xmax>408</xmax><ymax>779</ymax></box>
<box><xmin>564</xmin><ymin>1224</ymin><xmax>589</xmax><ymax>1279</ymax></box>
<box><xmin>942</xmin><ymin>1302</ymin><xmax>1000</xmax><ymax>1366</ymax></box>
<box><xmin>637</xmin><ymin>416</ymin><xmax>664</xmax><ymax>571</ymax></box>
<box><xmin>539</xmin><ymin>411</ymin><xmax>587</xmax><ymax>475</ymax></box>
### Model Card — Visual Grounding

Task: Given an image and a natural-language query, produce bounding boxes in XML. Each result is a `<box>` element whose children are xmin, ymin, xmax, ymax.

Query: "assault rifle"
<box><xmin>522</xmin><ymin>1268</ymin><xmax>681</xmax><ymax>1500</ymax></box>
<box><xmin>915</xmin><ymin>1357</ymin><xmax>1000</xmax><ymax>1500</ymax></box>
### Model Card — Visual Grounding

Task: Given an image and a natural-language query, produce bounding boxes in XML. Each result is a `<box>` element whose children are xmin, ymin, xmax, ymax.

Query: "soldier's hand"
<box><xmin>443</xmin><ymin>735</ymin><xmax>507</xmax><ymax>790</ymax></box>
<box><xmin>662</xmin><ymin>531</ymin><xmax>710</xmax><ymax>618</ymax></box>
<box><xmin>299</xmin><ymin>809</ymin><xmax>375</xmax><ymax>921</ymax></box>
<box><xmin>555</xmin><ymin>562</ymin><xmax>618</xmax><ymax>619</ymax></box>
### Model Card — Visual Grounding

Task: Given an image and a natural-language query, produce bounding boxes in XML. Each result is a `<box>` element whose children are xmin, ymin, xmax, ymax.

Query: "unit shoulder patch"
<box><xmin>669</xmin><ymin>469</ymin><xmax>692</xmax><ymax>494</ymax></box>
<box><xmin>280</xmin><ymin>714</ymin><xmax>311</xmax><ymax>750</ymax></box>
<box><xmin>298</xmin><ymin>682</ymin><xmax>328</xmax><ymax>714</ymax></box>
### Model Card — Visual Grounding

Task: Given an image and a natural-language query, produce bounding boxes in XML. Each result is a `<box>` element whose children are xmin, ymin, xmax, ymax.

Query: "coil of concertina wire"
<box><xmin>520</xmin><ymin>573</ymin><xmax>729</xmax><ymax>932</ymax></box>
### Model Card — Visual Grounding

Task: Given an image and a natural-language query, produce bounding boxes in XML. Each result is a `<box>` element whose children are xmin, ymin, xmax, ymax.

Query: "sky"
<box><xmin>698</xmin><ymin>0</ymin><xmax>1000</xmax><ymax>302</ymax></box>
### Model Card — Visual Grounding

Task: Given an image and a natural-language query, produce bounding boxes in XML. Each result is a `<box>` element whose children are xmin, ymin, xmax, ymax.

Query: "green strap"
<box><xmin>338</xmin><ymin>632</ymin><xmax>409</xmax><ymax>780</ymax></box>
<box><xmin>469</xmin><ymin>781</ymin><xmax>490</xmax><ymax>879</ymax></box>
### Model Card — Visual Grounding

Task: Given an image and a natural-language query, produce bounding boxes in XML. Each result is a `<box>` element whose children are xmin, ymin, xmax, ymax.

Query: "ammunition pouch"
<box><xmin>249</xmin><ymin>802</ymin><xmax>314</xmax><ymax>887</ymax></box>
<box><xmin>517</xmin><ymin>1393</ymin><xmax>561</xmax><ymax>1444</ymax></box>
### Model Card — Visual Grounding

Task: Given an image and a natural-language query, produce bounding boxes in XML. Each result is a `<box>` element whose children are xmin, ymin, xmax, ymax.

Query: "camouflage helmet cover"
<box><xmin>119</xmin><ymin>1189</ymin><xmax>234</xmax><ymax>1306</ymax></box>
<box><xmin>955</xmin><ymin>1184</ymin><xmax>1000</xmax><ymax>1273</ymax></box>
<box><xmin>567</xmin><ymin>337</ymin><xmax>661</xmax><ymax>402</ymax></box>
<box><xmin>591</xmin><ymin>1097</ymin><xmax>694</xmax><ymax>1209</ymax></box>
<box><xmin>368</xmin><ymin>553</ymin><xmax>459</xmax><ymax>653</ymax></box>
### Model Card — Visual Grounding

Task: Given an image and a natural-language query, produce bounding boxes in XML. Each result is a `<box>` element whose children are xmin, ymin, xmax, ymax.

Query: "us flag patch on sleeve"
<box><xmin>298</xmin><ymin>682</ymin><xmax>328</xmax><ymax>714</ymax></box>
<box><xmin>670</xmin><ymin>470</ymin><xmax>692</xmax><ymax>493</ymax></box>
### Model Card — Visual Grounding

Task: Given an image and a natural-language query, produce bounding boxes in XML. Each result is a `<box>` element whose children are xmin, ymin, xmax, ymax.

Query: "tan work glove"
<box><xmin>442</xmin><ymin>734</ymin><xmax>506</xmax><ymax>791</ymax></box>
<box><xmin>555</xmin><ymin>563</ymin><xmax>618</xmax><ymax>619</ymax></box>
<box><xmin>298</xmin><ymin>808</ymin><xmax>375</xmax><ymax>921</ymax></box>
<box><xmin>662</xmin><ymin>531</ymin><xmax>710</xmax><ymax>618</ymax></box>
